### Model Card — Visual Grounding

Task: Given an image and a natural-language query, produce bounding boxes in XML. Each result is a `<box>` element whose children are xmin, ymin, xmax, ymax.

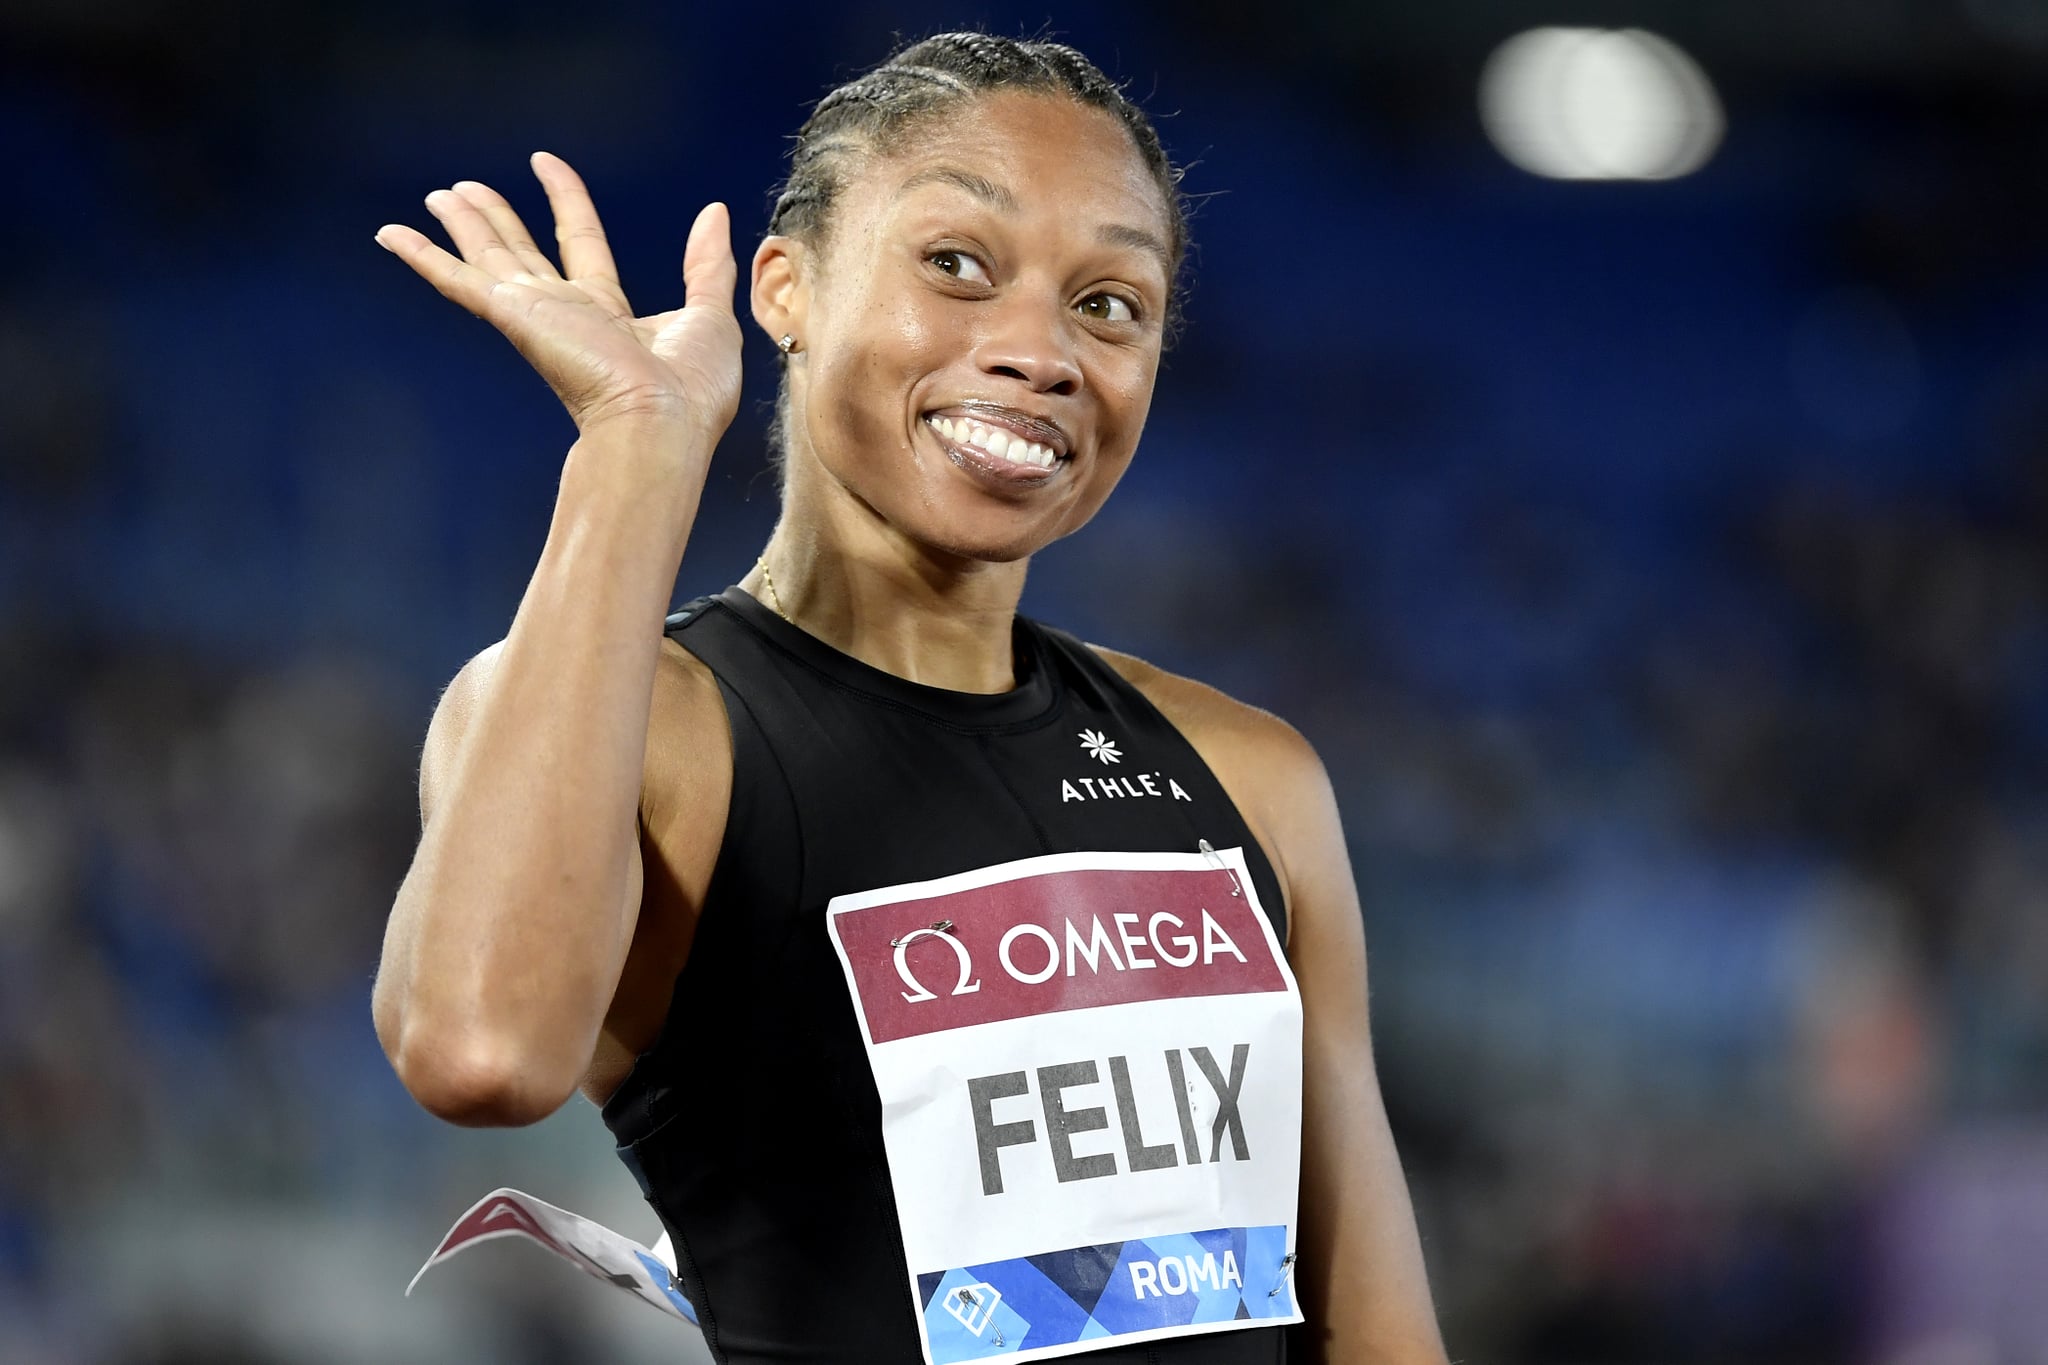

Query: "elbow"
<box><xmin>375</xmin><ymin>995</ymin><xmax>577</xmax><ymax>1128</ymax></box>
<box><xmin>401</xmin><ymin>1041</ymin><xmax>572</xmax><ymax>1128</ymax></box>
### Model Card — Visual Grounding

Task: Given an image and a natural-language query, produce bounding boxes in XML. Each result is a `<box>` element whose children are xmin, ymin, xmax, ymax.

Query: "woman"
<box><xmin>371</xmin><ymin>32</ymin><xmax>1446</xmax><ymax>1365</ymax></box>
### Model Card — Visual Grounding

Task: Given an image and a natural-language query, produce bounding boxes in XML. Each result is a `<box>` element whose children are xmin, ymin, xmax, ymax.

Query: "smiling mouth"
<box><xmin>924</xmin><ymin>413</ymin><xmax>1066</xmax><ymax>472</ymax></box>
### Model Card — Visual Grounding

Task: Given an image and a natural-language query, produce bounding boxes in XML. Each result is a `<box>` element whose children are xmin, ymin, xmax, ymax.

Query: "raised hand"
<box><xmin>375</xmin><ymin>153</ymin><xmax>742</xmax><ymax>444</ymax></box>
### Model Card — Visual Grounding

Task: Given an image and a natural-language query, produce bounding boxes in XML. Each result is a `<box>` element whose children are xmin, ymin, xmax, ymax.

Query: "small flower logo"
<box><xmin>1078</xmin><ymin>729</ymin><xmax>1122</xmax><ymax>764</ymax></box>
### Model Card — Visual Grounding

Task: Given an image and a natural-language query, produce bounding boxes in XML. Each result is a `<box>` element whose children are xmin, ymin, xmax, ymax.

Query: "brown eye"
<box><xmin>1078</xmin><ymin>293</ymin><xmax>1135</xmax><ymax>323</ymax></box>
<box><xmin>928</xmin><ymin>250</ymin><xmax>990</xmax><ymax>284</ymax></box>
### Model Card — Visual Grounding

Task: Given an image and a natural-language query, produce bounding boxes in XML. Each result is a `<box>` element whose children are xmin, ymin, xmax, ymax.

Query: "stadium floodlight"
<box><xmin>1480</xmin><ymin>27</ymin><xmax>1725</xmax><ymax>181</ymax></box>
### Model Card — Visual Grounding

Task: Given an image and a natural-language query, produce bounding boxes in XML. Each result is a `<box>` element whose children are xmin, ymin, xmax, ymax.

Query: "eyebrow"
<box><xmin>898</xmin><ymin>164</ymin><xmax>1173</xmax><ymax>275</ymax></box>
<box><xmin>898</xmin><ymin>166</ymin><xmax>1017</xmax><ymax>212</ymax></box>
<box><xmin>1097</xmin><ymin>222</ymin><xmax>1171</xmax><ymax>272</ymax></box>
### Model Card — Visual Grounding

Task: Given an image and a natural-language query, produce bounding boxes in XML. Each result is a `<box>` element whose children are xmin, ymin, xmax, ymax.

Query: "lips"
<box><xmin>922</xmin><ymin>400</ymin><xmax>1071</xmax><ymax>469</ymax></box>
<box><xmin>927</xmin><ymin>415</ymin><xmax>1058</xmax><ymax>474</ymax></box>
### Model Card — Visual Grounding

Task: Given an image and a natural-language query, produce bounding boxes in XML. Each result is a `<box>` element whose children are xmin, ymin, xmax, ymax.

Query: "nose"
<box><xmin>973</xmin><ymin>292</ymin><xmax>1082</xmax><ymax>396</ymax></box>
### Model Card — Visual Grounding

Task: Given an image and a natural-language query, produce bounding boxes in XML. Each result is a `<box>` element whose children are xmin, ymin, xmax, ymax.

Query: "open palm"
<box><xmin>376</xmin><ymin>152</ymin><xmax>742</xmax><ymax>442</ymax></box>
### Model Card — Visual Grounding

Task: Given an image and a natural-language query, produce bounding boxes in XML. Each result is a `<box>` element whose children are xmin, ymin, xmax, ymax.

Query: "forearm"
<box><xmin>376</xmin><ymin>418</ymin><xmax>703</xmax><ymax>1120</ymax></box>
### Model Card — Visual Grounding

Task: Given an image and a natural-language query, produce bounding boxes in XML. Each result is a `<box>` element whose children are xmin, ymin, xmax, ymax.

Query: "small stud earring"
<box><xmin>778</xmin><ymin>333</ymin><xmax>799</xmax><ymax>355</ymax></box>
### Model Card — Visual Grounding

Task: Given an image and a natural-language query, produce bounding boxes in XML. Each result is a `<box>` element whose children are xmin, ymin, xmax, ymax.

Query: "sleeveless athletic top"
<box><xmin>601</xmin><ymin>588</ymin><xmax>1295</xmax><ymax>1364</ymax></box>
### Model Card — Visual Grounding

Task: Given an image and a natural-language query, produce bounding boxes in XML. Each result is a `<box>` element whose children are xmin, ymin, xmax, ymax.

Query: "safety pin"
<box><xmin>952</xmin><ymin>1288</ymin><xmax>1004</xmax><ymax>1347</ymax></box>
<box><xmin>1267</xmin><ymin>1251</ymin><xmax>1297</xmax><ymax>1298</ymax></box>
<box><xmin>890</xmin><ymin>919</ymin><xmax>954</xmax><ymax>947</ymax></box>
<box><xmin>1197</xmin><ymin>840</ymin><xmax>1242</xmax><ymax>897</ymax></box>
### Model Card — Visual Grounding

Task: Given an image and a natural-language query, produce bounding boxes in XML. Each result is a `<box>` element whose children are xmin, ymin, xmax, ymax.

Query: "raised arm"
<box><xmin>369</xmin><ymin>155</ymin><xmax>742</xmax><ymax>1127</ymax></box>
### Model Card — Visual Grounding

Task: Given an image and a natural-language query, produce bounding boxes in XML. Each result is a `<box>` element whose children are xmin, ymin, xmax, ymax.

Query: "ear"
<box><xmin>751</xmin><ymin>235</ymin><xmax>809</xmax><ymax>349</ymax></box>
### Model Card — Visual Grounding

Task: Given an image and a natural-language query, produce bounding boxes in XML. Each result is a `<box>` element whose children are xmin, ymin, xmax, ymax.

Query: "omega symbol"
<box><xmin>894</xmin><ymin>926</ymin><xmax>981</xmax><ymax>1003</ymax></box>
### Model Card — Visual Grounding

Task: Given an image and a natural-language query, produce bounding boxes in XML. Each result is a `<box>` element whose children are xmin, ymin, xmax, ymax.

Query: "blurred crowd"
<box><xmin>4</xmin><ymin>3</ymin><xmax>2046</xmax><ymax>1363</ymax></box>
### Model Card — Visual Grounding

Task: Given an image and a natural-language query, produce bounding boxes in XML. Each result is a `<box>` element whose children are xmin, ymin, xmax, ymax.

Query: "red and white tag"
<box><xmin>827</xmin><ymin>847</ymin><xmax>1304</xmax><ymax>1362</ymax></box>
<box><xmin>409</xmin><ymin>1188</ymin><xmax>697</xmax><ymax>1325</ymax></box>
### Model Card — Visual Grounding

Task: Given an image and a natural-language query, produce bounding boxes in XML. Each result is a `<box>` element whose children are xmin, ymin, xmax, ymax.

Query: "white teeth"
<box><xmin>928</xmin><ymin>415</ymin><xmax>1060</xmax><ymax>471</ymax></box>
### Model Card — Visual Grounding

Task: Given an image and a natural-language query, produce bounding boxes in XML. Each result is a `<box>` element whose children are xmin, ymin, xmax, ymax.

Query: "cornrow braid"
<box><xmin>767</xmin><ymin>31</ymin><xmax>1189</xmax><ymax>329</ymax></box>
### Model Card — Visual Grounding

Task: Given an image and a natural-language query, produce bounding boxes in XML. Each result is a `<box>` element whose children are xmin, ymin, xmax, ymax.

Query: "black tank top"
<box><xmin>602</xmin><ymin>588</ymin><xmax>1292</xmax><ymax>1364</ymax></box>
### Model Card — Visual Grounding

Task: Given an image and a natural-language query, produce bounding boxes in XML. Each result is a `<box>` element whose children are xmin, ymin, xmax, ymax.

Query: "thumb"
<box><xmin>680</xmin><ymin>202</ymin><xmax>737</xmax><ymax>314</ymax></box>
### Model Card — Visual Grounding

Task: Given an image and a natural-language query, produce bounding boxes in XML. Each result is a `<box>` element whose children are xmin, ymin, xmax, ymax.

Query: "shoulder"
<box><xmin>1086</xmin><ymin>644</ymin><xmax>1336</xmax><ymax>913</ymax></box>
<box><xmin>1087</xmin><ymin>645</ymin><xmax>1322</xmax><ymax>776</ymax></box>
<box><xmin>641</xmin><ymin>634</ymin><xmax>732</xmax><ymax>828</ymax></box>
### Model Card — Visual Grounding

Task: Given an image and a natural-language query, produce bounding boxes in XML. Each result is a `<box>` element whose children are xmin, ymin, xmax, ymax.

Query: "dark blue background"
<box><xmin>4</xmin><ymin>3</ymin><xmax>2045</xmax><ymax>1361</ymax></box>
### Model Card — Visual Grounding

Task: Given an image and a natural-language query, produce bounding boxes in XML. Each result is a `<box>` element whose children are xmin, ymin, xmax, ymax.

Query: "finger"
<box><xmin>530</xmin><ymin>152</ymin><xmax>624</xmax><ymax>292</ymax></box>
<box><xmin>680</xmin><ymin>202</ymin><xmax>737</xmax><ymax>316</ymax></box>
<box><xmin>449</xmin><ymin>180</ymin><xmax>558</xmax><ymax>280</ymax></box>
<box><xmin>375</xmin><ymin>223</ymin><xmax>505</xmax><ymax>319</ymax></box>
<box><xmin>422</xmin><ymin>188</ymin><xmax>532</xmax><ymax>283</ymax></box>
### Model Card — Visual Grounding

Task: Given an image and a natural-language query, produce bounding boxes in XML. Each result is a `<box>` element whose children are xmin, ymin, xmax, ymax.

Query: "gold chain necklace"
<box><xmin>755</xmin><ymin>555</ymin><xmax>790</xmax><ymax>623</ymax></box>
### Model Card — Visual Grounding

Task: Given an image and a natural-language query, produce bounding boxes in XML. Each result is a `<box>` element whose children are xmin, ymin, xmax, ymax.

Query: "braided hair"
<box><xmin>768</xmin><ymin>31</ymin><xmax>1190</xmax><ymax>329</ymax></box>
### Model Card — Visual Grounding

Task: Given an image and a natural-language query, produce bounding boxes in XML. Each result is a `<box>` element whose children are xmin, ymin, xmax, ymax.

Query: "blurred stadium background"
<box><xmin>4</xmin><ymin>1</ymin><xmax>2047</xmax><ymax>1361</ymax></box>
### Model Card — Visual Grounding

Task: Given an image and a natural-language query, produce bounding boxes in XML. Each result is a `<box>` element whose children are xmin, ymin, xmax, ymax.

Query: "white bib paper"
<box><xmin>826</xmin><ymin>847</ymin><xmax>1304</xmax><ymax>1364</ymax></box>
<box><xmin>409</xmin><ymin>1187</ymin><xmax>697</xmax><ymax>1324</ymax></box>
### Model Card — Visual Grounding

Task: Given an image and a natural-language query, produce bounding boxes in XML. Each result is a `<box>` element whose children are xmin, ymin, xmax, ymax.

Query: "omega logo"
<box><xmin>894</xmin><ymin>910</ymin><xmax>1248</xmax><ymax>1004</ymax></box>
<box><xmin>894</xmin><ymin>926</ymin><xmax>982</xmax><ymax>1003</ymax></box>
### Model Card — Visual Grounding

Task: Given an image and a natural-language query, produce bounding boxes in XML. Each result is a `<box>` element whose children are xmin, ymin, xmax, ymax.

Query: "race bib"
<box><xmin>826</xmin><ymin>847</ymin><xmax>1304</xmax><ymax>1364</ymax></box>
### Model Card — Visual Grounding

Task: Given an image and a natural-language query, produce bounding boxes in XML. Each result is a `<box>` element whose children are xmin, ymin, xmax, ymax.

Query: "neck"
<box><xmin>745</xmin><ymin>506</ymin><xmax>1029</xmax><ymax>696</ymax></box>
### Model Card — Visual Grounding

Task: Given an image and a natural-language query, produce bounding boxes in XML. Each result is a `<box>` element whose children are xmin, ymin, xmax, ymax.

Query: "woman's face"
<box><xmin>768</xmin><ymin>90</ymin><xmax>1174</xmax><ymax>564</ymax></box>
